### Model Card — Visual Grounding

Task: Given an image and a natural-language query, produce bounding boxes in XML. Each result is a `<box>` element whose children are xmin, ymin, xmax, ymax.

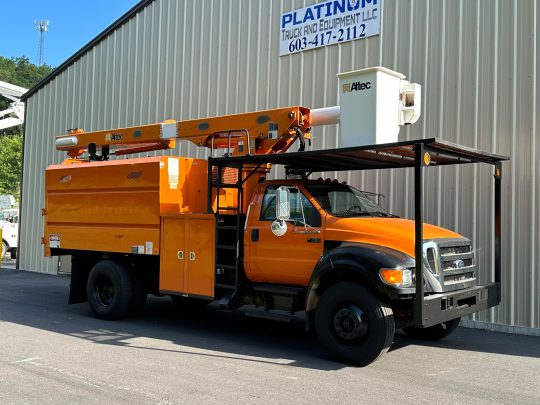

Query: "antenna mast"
<box><xmin>35</xmin><ymin>19</ymin><xmax>49</xmax><ymax>66</ymax></box>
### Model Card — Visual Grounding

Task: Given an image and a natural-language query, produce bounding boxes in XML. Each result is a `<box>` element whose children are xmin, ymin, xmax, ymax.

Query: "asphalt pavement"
<box><xmin>1</xmin><ymin>264</ymin><xmax>539</xmax><ymax>404</ymax></box>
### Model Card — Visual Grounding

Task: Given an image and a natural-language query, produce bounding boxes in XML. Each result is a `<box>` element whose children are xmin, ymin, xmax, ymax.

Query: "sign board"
<box><xmin>0</xmin><ymin>195</ymin><xmax>15</xmax><ymax>209</ymax></box>
<box><xmin>280</xmin><ymin>0</ymin><xmax>381</xmax><ymax>56</ymax></box>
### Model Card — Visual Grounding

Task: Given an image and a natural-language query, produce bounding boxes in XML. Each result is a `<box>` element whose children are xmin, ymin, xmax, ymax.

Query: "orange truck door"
<box><xmin>246</xmin><ymin>185</ymin><xmax>324</xmax><ymax>286</ymax></box>
<box><xmin>160</xmin><ymin>217</ymin><xmax>186</xmax><ymax>293</ymax></box>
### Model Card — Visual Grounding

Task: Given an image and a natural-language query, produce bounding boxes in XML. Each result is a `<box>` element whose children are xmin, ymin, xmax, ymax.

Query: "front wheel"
<box><xmin>402</xmin><ymin>317</ymin><xmax>461</xmax><ymax>340</ymax></box>
<box><xmin>314</xmin><ymin>282</ymin><xmax>395</xmax><ymax>366</ymax></box>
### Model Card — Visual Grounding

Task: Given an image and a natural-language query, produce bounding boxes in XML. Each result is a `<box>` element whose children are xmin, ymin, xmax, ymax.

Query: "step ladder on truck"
<box><xmin>43</xmin><ymin>67</ymin><xmax>508</xmax><ymax>366</ymax></box>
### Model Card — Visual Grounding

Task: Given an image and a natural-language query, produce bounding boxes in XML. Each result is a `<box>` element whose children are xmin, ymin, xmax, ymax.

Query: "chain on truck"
<box><xmin>43</xmin><ymin>67</ymin><xmax>508</xmax><ymax>366</ymax></box>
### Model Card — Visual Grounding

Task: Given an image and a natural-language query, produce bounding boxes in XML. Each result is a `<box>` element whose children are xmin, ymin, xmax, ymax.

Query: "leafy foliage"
<box><xmin>0</xmin><ymin>56</ymin><xmax>53</xmax><ymax>198</ymax></box>
<box><xmin>0</xmin><ymin>133</ymin><xmax>22</xmax><ymax>196</ymax></box>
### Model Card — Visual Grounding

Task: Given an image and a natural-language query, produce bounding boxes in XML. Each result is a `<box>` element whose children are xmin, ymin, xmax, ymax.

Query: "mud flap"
<box><xmin>68</xmin><ymin>255</ymin><xmax>92</xmax><ymax>304</ymax></box>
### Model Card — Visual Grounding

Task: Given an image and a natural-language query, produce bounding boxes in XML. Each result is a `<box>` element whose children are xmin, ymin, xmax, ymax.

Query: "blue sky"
<box><xmin>0</xmin><ymin>0</ymin><xmax>140</xmax><ymax>67</ymax></box>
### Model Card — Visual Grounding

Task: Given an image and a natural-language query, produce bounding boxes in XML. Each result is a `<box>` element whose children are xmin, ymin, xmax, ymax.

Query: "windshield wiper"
<box><xmin>368</xmin><ymin>212</ymin><xmax>399</xmax><ymax>218</ymax></box>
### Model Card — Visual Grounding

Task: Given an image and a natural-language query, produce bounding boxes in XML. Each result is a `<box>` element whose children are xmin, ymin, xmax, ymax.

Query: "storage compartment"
<box><xmin>44</xmin><ymin>156</ymin><xmax>209</xmax><ymax>256</ymax></box>
<box><xmin>159</xmin><ymin>214</ymin><xmax>215</xmax><ymax>298</ymax></box>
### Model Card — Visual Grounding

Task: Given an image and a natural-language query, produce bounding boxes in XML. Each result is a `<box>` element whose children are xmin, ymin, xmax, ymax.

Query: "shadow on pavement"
<box><xmin>1</xmin><ymin>268</ymin><xmax>539</xmax><ymax>370</ymax></box>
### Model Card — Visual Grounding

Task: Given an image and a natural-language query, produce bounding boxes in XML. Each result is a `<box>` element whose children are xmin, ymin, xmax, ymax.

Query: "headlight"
<box><xmin>379</xmin><ymin>268</ymin><xmax>414</xmax><ymax>288</ymax></box>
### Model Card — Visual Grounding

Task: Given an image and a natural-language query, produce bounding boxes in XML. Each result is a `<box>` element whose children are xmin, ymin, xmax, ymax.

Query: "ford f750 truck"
<box><xmin>43</xmin><ymin>68</ymin><xmax>507</xmax><ymax>365</ymax></box>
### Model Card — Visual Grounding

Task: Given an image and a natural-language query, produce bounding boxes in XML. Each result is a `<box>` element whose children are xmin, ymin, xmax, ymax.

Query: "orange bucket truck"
<box><xmin>43</xmin><ymin>67</ymin><xmax>508</xmax><ymax>365</ymax></box>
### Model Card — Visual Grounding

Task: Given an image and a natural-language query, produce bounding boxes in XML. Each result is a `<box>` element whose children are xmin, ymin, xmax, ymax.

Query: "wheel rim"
<box><xmin>332</xmin><ymin>304</ymin><xmax>368</xmax><ymax>344</ymax></box>
<box><xmin>94</xmin><ymin>274</ymin><xmax>114</xmax><ymax>308</ymax></box>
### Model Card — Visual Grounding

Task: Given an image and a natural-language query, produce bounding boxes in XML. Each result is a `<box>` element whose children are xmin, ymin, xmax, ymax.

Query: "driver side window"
<box><xmin>260</xmin><ymin>186</ymin><xmax>321</xmax><ymax>227</ymax></box>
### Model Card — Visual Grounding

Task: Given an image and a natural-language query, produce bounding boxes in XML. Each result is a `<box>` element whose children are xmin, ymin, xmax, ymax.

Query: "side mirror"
<box><xmin>271</xmin><ymin>186</ymin><xmax>291</xmax><ymax>237</ymax></box>
<box><xmin>276</xmin><ymin>186</ymin><xmax>290</xmax><ymax>220</ymax></box>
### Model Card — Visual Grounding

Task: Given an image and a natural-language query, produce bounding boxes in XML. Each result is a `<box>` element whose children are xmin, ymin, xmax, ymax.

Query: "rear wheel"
<box><xmin>87</xmin><ymin>260</ymin><xmax>145</xmax><ymax>320</ymax></box>
<box><xmin>315</xmin><ymin>282</ymin><xmax>395</xmax><ymax>366</ymax></box>
<box><xmin>402</xmin><ymin>317</ymin><xmax>461</xmax><ymax>340</ymax></box>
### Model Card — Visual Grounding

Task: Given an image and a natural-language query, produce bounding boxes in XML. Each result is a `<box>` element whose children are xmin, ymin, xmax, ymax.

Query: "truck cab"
<box><xmin>245</xmin><ymin>179</ymin><xmax>471</xmax><ymax>294</ymax></box>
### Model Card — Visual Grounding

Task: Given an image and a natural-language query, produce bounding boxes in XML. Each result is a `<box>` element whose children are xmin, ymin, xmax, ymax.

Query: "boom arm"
<box><xmin>55</xmin><ymin>106</ymin><xmax>312</xmax><ymax>159</ymax></box>
<box><xmin>0</xmin><ymin>80</ymin><xmax>27</xmax><ymax>131</ymax></box>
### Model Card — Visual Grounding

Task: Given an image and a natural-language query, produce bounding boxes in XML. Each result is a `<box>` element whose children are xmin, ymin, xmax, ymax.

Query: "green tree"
<box><xmin>0</xmin><ymin>133</ymin><xmax>22</xmax><ymax>196</ymax></box>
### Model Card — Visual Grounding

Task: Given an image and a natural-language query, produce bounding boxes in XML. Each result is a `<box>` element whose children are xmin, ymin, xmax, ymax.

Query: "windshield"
<box><xmin>305</xmin><ymin>183</ymin><xmax>392</xmax><ymax>218</ymax></box>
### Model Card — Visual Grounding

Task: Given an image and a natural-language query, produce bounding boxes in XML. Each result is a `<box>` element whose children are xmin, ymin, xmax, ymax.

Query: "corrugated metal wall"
<box><xmin>20</xmin><ymin>0</ymin><xmax>539</xmax><ymax>330</ymax></box>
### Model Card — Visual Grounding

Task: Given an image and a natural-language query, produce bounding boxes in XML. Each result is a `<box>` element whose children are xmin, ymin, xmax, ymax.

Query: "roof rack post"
<box><xmin>413</xmin><ymin>143</ymin><xmax>425</xmax><ymax>326</ymax></box>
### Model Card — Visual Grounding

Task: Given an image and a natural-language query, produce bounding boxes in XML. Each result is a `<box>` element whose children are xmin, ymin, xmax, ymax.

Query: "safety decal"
<box><xmin>49</xmin><ymin>234</ymin><xmax>61</xmax><ymax>248</ymax></box>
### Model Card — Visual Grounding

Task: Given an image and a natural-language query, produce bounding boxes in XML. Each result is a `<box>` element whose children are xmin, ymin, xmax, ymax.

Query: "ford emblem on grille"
<box><xmin>454</xmin><ymin>259</ymin><xmax>465</xmax><ymax>268</ymax></box>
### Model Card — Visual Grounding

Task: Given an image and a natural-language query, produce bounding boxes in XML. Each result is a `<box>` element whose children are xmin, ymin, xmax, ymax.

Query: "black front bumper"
<box><xmin>415</xmin><ymin>282</ymin><xmax>500</xmax><ymax>327</ymax></box>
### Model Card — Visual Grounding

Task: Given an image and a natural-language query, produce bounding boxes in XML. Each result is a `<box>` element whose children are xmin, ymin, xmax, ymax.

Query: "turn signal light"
<box><xmin>380</xmin><ymin>269</ymin><xmax>403</xmax><ymax>285</ymax></box>
<box><xmin>379</xmin><ymin>268</ymin><xmax>413</xmax><ymax>287</ymax></box>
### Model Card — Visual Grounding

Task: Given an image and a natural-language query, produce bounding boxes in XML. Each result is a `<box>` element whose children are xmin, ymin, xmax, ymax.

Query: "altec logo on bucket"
<box><xmin>343</xmin><ymin>81</ymin><xmax>371</xmax><ymax>92</ymax></box>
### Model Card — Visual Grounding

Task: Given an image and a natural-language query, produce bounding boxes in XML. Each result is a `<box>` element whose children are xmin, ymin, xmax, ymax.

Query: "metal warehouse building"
<box><xmin>20</xmin><ymin>0</ymin><xmax>539</xmax><ymax>334</ymax></box>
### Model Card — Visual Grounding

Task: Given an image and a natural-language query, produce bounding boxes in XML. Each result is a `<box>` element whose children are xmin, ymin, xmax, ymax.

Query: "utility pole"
<box><xmin>35</xmin><ymin>19</ymin><xmax>49</xmax><ymax>66</ymax></box>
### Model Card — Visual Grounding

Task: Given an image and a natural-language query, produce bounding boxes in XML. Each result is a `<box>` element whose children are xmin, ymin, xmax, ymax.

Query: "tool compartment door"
<box><xmin>159</xmin><ymin>217</ymin><xmax>186</xmax><ymax>293</ymax></box>
<box><xmin>186</xmin><ymin>217</ymin><xmax>215</xmax><ymax>298</ymax></box>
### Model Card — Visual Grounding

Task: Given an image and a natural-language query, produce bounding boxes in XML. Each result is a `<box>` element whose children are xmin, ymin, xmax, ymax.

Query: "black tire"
<box><xmin>402</xmin><ymin>317</ymin><xmax>461</xmax><ymax>340</ymax></box>
<box><xmin>87</xmin><ymin>260</ymin><xmax>137</xmax><ymax>320</ymax></box>
<box><xmin>1</xmin><ymin>241</ymin><xmax>8</xmax><ymax>260</ymax></box>
<box><xmin>315</xmin><ymin>282</ymin><xmax>395</xmax><ymax>366</ymax></box>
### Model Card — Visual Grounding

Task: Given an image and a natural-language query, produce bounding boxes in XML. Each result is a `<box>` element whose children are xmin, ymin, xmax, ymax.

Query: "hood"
<box><xmin>324</xmin><ymin>216</ymin><xmax>464</xmax><ymax>257</ymax></box>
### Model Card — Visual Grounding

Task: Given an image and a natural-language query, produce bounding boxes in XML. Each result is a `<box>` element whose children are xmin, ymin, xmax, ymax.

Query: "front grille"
<box><xmin>425</xmin><ymin>238</ymin><xmax>476</xmax><ymax>291</ymax></box>
<box><xmin>441</xmin><ymin>258</ymin><xmax>473</xmax><ymax>271</ymax></box>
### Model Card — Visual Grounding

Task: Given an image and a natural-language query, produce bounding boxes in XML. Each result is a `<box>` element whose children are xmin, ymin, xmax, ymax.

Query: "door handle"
<box><xmin>177</xmin><ymin>251</ymin><xmax>184</xmax><ymax>260</ymax></box>
<box><xmin>307</xmin><ymin>238</ymin><xmax>321</xmax><ymax>243</ymax></box>
<box><xmin>251</xmin><ymin>229</ymin><xmax>259</xmax><ymax>242</ymax></box>
<box><xmin>189</xmin><ymin>252</ymin><xmax>196</xmax><ymax>261</ymax></box>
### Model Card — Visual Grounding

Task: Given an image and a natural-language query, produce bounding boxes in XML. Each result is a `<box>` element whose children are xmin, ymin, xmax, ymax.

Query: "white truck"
<box><xmin>1</xmin><ymin>209</ymin><xmax>18</xmax><ymax>260</ymax></box>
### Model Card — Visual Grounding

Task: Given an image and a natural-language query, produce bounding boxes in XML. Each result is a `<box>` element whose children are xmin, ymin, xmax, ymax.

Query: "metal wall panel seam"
<box><xmin>531</xmin><ymin>0</ymin><xmax>538</xmax><ymax>327</ymax></box>
<box><xmin>509</xmin><ymin>0</ymin><xmax>517</xmax><ymax>326</ymax></box>
<box><xmin>32</xmin><ymin>88</ymin><xmax>43</xmax><ymax>272</ymax></box>
<box><xmin>132</xmin><ymin>13</ymin><xmax>141</xmax><ymax>126</ymax></box>
<box><xmin>197</xmin><ymin>0</ymin><xmax>205</xmax><ymax>122</ymax></box>
<box><xmin>138</xmin><ymin>8</ymin><xmax>147</xmax><ymax>124</ymax></box>
<box><xmin>205</xmin><ymin>0</ymin><xmax>213</xmax><ymax>117</ymax></box>
<box><xmin>170</xmin><ymin>0</ymin><xmax>179</xmax><ymax>118</ymax></box>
